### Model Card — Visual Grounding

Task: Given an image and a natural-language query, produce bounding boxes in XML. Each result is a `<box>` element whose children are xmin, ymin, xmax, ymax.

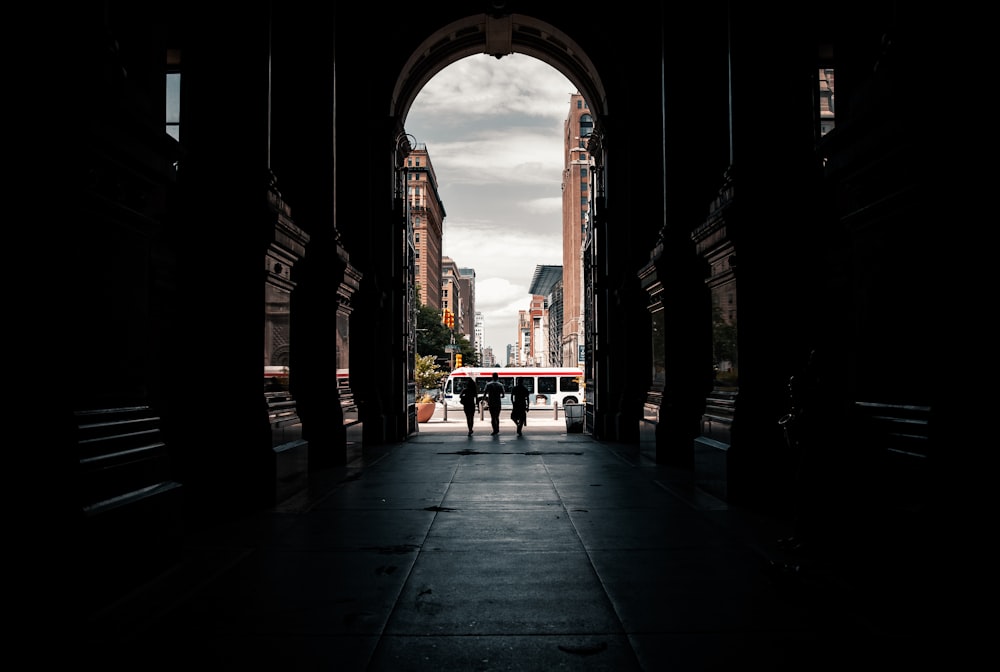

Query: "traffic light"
<box><xmin>443</xmin><ymin>309</ymin><xmax>454</xmax><ymax>329</ymax></box>
<box><xmin>455</xmin><ymin>354</ymin><xmax>462</xmax><ymax>367</ymax></box>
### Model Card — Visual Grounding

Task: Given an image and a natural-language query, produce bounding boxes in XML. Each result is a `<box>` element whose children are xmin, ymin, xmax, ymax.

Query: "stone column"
<box><xmin>331</xmin><ymin>237</ymin><xmax>363</xmax><ymax>465</ymax></box>
<box><xmin>263</xmin><ymin>183</ymin><xmax>310</xmax><ymax>504</ymax></box>
<box><xmin>691</xmin><ymin>169</ymin><xmax>738</xmax><ymax>501</ymax></box>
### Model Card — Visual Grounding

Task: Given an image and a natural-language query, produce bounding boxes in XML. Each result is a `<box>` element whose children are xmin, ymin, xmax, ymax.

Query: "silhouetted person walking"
<box><xmin>481</xmin><ymin>372</ymin><xmax>505</xmax><ymax>435</ymax></box>
<box><xmin>459</xmin><ymin>379</ymin><xmax>479</xmax><ymax>436</ymax></box>
<box><xmin>510</xmin><ymin>379</ymin><xmax>529</xmax><ymax>435</ymax></box>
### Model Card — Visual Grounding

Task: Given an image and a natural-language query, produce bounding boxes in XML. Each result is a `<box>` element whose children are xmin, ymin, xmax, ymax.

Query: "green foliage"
<box><xmin>415</xmin><ymin>354</ymin><xmax>447</xmax><ymax>393</ymax></box>
<box><xmin>416</xmin><ymin>304</ymin><xmax>450</xmax><ymax>355</ymax></box>
<box><xmin>416</xmin><ymin>302</ymin><xmax>479</xmax><ymax>368</ymax></box>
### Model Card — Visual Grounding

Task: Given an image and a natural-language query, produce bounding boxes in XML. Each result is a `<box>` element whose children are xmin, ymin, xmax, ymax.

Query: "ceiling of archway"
<box><xmin>392</xmin><ymin>13</ymin><xmax>608</xmax><ymax>127</ymax></box>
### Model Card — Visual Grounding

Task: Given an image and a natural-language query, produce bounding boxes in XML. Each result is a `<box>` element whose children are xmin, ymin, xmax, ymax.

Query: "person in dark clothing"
<box><xmin>458</xmin><ymin>379</ymin><xmax>480</xmax><ymax>436</ymax></box>
<box><xmin>481</xmin><ymin>372</ymin><xmax>505</xmax><ymax>435</ymax></box>
<box><xmin>510</xmin><ymin>380</ymin><xmax>530</xmax><ymax>435</ymax></box>
<box><xmin>774</xmin><ymin>346</ymin><xmax>858</xmax><ymax>571</ymax></box>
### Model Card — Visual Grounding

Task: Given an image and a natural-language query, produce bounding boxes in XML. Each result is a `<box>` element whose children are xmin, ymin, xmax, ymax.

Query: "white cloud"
<box><xmin>406</xmin><ymin>53</ymin><xmax>576</xmax><ymax>360</ymax></box>
<box><xmin>413</xmin><ymin>54</ymin><xmax>578</xmax><ymax>121</ymax></box>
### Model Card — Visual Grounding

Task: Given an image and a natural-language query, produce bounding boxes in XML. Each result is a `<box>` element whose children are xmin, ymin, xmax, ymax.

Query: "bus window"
<box><xmin>516</xmin><ymin>377</ymin><xmax>535</xmax><ymax>393</ymax></box>
<box><xmin>538</xmin><ymin>377</ymin><xmax>557</xmax><ymax>395</ymax></box>
<box><xmin>560</xmin><ymin>377</ymin><xmax>580</xmax><ymax>392</ymax></box>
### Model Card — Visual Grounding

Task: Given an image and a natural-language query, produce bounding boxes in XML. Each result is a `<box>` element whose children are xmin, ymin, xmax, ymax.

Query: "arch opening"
<box><xmin>392</xmin><ymin>14</ymin><xmax>608</xmax><ymax>434</ymax></box>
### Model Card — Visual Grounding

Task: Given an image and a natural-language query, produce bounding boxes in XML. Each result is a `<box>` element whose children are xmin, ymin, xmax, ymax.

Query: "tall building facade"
<box><xmin>441</xmin><ymin>256</ymin><xmax>461</xmax><ymax>328</ymax></box>
<box><xmin>458</xmin><ymin>266</ymin><xmax>476</xmax><ymax>349</ymax></box>
<box><xmin>504</xmin><ymin>344</ymin><xmax>517</xmax><ymax>368</ymax></box>
<box><xmin>516</xmin><ymin>310</ymin><xmax>530</xmax><ymax>366</ymax></box>
<box><xmin>408</xmin><ymin>145</ymin><xmax>446</xmax><ymax>310</ymax></box>
<box><xmin>481</xmin><ymin>345</ymin><xmax>496</xmax><ymax>368</ymax></box>
<box><xmin>474</xmin><ymin>311</ymin><xmax>484</xmax><ymax>364</ymax></box>
<box><xmin>561</xmin><ymin>93</ymin><xmax>593</xmax><ymax>366</ymax></box>
<box><xmin>529</xmin><ymin>264</ymin><xmax>563</xmax><ymax>369</ymax></box>
<box><xmin>528</xmin><ymin>295</ymin><xmax>548</xmax><ymax>366</ymax></box>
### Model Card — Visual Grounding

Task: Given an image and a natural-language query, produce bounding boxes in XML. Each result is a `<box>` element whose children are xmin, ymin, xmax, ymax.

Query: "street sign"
<box><xmin>445</xmin><ymin>344</ymin><xmax>459</xmax><ymax>352</ymax></box>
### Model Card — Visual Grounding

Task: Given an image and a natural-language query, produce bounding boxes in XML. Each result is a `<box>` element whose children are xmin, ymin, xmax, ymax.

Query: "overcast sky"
<box><xmin>404</xmin><ymin>53</ymin><xmax>577</xmax><ymax>363</ymax></box>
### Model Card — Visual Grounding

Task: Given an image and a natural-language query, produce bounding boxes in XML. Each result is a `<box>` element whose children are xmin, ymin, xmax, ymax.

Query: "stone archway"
<box><xmin>390</xmin><ymin>14</ymin><xmax>609</xmax><ymax>127</ymax></box>
<box><xmin>386</xmin><ymin>12</ymin><xmax>612</xmax><ymax>436</ymax></box>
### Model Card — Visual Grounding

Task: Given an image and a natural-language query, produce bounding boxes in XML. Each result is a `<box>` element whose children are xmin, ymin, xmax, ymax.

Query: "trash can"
<box><xmin>563</xmin><ymin>402</ymin><xmax>584</xmax><ymax>433</ymax></box>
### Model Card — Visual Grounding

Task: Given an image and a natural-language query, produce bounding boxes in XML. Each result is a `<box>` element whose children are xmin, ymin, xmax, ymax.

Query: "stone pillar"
<box><xmin>263</xmin><ymin>183</ymin><xmax>310</xmax><ymax>504</ymax></box>
<box><xmin>331</xmin><ymin>238</ymin><xmax>363</xmax><ymax>465</ymax></box>
<box><xmin>638</xmin><ymin>248</ymin><xmax>666</xmax><ymax>464</ymax></box>
<box><xmin>691</xmin><ymin>168</ymin><xmax>738</xmax><ymax>501</ymax></box>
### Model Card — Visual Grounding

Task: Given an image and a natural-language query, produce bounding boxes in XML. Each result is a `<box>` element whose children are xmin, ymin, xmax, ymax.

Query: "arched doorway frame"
<box><xmin>390</xmin><ymin>14</ymin><xmax>608</xmax><ymax>129</ymax></box>
<box><xmin>386</xmin><ymin>13</ymin><xmax>612</xmax><ymax>434</ymax></box>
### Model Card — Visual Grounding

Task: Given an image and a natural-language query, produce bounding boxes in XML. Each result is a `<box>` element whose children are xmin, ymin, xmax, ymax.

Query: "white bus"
<box><xmin>440</xmin><ymin>366</ymin><xmax>584</xmax><ymax>411</ymax></box>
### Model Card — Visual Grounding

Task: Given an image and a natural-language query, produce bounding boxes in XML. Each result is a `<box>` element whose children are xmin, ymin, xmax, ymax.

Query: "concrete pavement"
<box><xmin>82</xmin><ymin>407</ymin><xmax>945</xmax><ymax>670</ymax></box>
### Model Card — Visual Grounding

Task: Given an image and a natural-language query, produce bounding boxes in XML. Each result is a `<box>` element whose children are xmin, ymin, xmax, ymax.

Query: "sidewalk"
<box><xmin>417</xmin><ymin>402</ymin><xmax>574</xmax><ymax>433</ymax></box>
<box><xmin>83</xmin><ymin>408</ymin><xmax>945</xmax><ymax>670</ymax></box>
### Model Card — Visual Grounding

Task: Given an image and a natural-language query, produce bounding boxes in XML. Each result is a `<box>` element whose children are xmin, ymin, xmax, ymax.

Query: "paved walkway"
<box><xmin>83</xmin><ymin>410</ymin><xmax>946</xmax><ymax>670</ymax></box>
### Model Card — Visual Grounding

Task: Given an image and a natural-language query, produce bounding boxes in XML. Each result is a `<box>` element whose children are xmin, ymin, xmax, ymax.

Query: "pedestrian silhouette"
<box><xmin>774</xmin><ymin>345</ymin><xmax>859</xmax><ymax>575</ymax></box>
<box><xmin>458</xmin><ymin>378</ymin><xmax>480</xmax><ymax>436</ymax></box>
<box><xmin>481</xmin><ymin>372</ymin><xmax>505</xmax><ymax>435</ymax></box>
<box><xmin>510</xmin><ymin>379</ymin><xmax>530</xmax><ymax>435</ymax></box>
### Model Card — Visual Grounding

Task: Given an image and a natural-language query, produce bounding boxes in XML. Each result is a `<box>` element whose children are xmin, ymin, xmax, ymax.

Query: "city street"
<box><xmin>417</xmin><ymin>401</ymin><xmax>576</xmax><ymax>434</ymax></box>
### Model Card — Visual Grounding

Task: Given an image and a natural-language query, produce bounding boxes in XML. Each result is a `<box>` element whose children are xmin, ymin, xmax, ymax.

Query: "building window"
<box><xmin>576</xmin><ymin>99</ymin><xmax>582</xmax><ymax>109</ymax></box>
<box><xmin>580</xmin><ymin>167</ymin><xmax>588</xmax><ymax>177</ymax></box>
<box><xmin>165</xmin><ymin>72</ymin><xmax>180</xmax><ymax>140</ymax></box>
<box><xmin>579</xmin><ymin>114</ymin><xmax>593</xmax><ymax>138</ymax></box>
<box><xmin>818</xmin><ymin>68</ymin><xmax>836</xmax><ymax>137</ymax></box>
<box><xmin>580</xmin><ymin>181</ymin><xmax>587</xmax><ymax>191</ymax></box>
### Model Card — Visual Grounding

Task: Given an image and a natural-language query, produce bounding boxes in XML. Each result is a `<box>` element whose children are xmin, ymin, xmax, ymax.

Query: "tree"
<box><xmin>416</xmin><ymin>302</ymin><xmax>480</xmax><ymax>368</ymax></box>
<box><xmin>416</xmin><ymin>303</ymin><xmax>449</xmax><ymax>357</ymax></box>
<box><xmin>459</xmin><ymin>339</ymin><xmax>478</xmax><ymax>367</ymax></box>
<box><xmin>414</xmin><ymin>354</ymin><xmax>447</xmax><ymax>395</ymax></box>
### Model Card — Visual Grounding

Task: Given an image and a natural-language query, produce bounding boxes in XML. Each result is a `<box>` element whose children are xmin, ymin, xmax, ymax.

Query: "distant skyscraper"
<box><xmin>561</xmin><ymin>93</ymin><xmax>593</xmax><ymax>365</ymax></box>
<box><xmin>481</xmin><ymin>345</ymin><xmax>495</xmax><ymax>367</ymax></box>
<box><xmin>407</xmin><ymin>145</ymin><xmax>445</xmax><ymax>310</ymax></box>
<box><xmin>529</xmin><ymin>264</ymin><xmax>562</xmax><ymax>368</ymax></box>
<box><xmin>474</xmin><ymin>311</ymin><xmax>484</xmax><ymax>363</ymax></box>
<box><xmin>505</xmin><ymin>343</ymin><xmax>517</xmax><ymax>368</ymax></box>
<box><xmin>458</xmin><ymin>267</ymin><xmax>476</xmax><ymax>348</ymax></box>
